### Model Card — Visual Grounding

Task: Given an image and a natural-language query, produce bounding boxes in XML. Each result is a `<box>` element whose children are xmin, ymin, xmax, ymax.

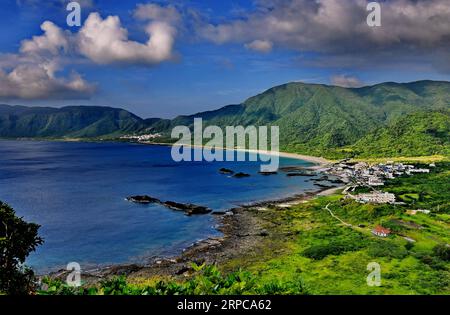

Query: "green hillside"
<box><xmin>351</xmin><ymin>110</ymin><xmax>450</xmax><ymax>158</ymax></box>
<box><xmin>147</xmin><ymin>80</ymin><xmax>450</xmax><ymax>158</ymax></box>
<box><xmin>0</xmin><ymin>105</ymin><xmax>148</xmax><ymax>138</ymax></box>
<box><xmin>0</xmin><ymin>80</ymin><xmax>449</xmax><ymax>159</ymax></box>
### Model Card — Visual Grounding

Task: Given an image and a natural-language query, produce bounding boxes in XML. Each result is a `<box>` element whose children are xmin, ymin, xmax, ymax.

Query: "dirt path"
<box><xmin>324</xmin><ymin>203</ymin><xmax>353</xmax><ymax>227</ymax></box>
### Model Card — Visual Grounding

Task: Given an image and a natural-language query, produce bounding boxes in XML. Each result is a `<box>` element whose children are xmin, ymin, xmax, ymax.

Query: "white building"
<box><xmin>353</xmin><ymin>192</ymin><xmax>396</xmax><ymax>204</ymax></box>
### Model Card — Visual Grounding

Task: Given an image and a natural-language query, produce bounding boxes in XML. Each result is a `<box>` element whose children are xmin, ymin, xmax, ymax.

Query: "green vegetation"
<box><xmin>2</xmin><ymin>80</ymin><xmax>450</xmax><ymax>159</ymax></box>
<box><xmin>220</xmin><ymin>163</ymin><xmax>450</xmax><ymax>294</ymax></box>
<box><xmin>36</xmin><ymin>162</ymin><xmax>450</xmax><ymax>295</ymax></box>
<box><xmin>38</xmin><ymin>263</ymin><xmax>309</xmax><ymax>295</ymax></box>
<box><xmin>352</xmin><ymin>111</ymin><xmax>450</xmax><ymax>158</ymax></box>
<box><xmin>383</xmin><ymin>162</ymin><xmax>450</xmax><ymax>213</ymax></box>
<box><xmin>0</xmin><ymin>202</ymin><xmax>43</xmax><ymax>295</ymax></box>
<box><xmin>218</xmin><ymin>178</ymin><xmax>449</xmax><ymax>294</ymax></box>
<box><xmin>0</xmin><ymin>105</ymin><xmax>146</xmax><ymax>138</ymax></box>
<box><xmin>146</xmin><ymin>80</ymin><xmax>450</xmax><ymax>159</ymax></box>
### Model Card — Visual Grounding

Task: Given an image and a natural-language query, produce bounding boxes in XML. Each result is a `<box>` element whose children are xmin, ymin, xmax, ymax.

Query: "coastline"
<box><xmin>2</xmin><ymin>137</ymin><xmax>332</xmax><ymax>166</ymax></box>
<box><xmin>139</xmin><ymin>141</ymin><xmax>332</xmax><ymax>166</ymax></box>
<box><xmin>3</xmin><ymin>137</ymin><xmax>337</xmax><ymax>281</ymax></box>
<box><xmin>46</xmin><ymin>185</ymin><xmax>344</xmax><ymax>284</ymax></box>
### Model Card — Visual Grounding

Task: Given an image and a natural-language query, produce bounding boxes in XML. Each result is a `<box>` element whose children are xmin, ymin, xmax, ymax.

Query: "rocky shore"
<box><xmin>47</xmin><ymin>185</ymin><xmax>342</xmax><ymax>285</ymax></box>
<box><xmin>126</xmin><ymin>195</ymin><xmax>212</xmax><ymax>215</ymax></box>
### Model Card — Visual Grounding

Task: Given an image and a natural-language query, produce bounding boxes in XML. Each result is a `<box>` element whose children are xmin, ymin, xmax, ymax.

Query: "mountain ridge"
<box><xmin>0</xmin><ymin>80</ymin><xmax>449</xmax><ymax>158</ymax></box>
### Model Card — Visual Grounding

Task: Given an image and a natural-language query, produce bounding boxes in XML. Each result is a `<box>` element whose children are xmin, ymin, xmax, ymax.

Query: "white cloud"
<box><xmin>0</xmin><ymin>60</ymin><xmax>95</xmax><ymax>100</ymax></box>
<box><xmin>20</xmin><ymin>21</ymin><xmax>69</xmax><ymax>55</ymax></box>
<box><xmin>331</xmin><ymin>75</ymin><xmax>363</xmax><ymax>88</ymax></box>
<box><xmin>134</xmin><ymin>3</ymin><xmax>181</xmax><ymax>24</ymax></box>
<box><xmin>0</xmin><ymin>17</ymin><xmax>96</xmax><ymax>100</ymax></box>
<box><xmin>77</xmin><ymin>12</ymin><xmax>177</xmax><ymax>65</ymax></box>
<box><xmin>245</xmin><ymin>40</ymin><xmax>273</xmax><ymax>53</ymax></box>
<box><xmin>0</xmin><ymin>4</ymin><xmax>182</xmax><ymax>100</ymax></box>
<box><xmin>197</xmin><ymin>0</ymin><xmax>450</xmax><ymax>69</ymax></box>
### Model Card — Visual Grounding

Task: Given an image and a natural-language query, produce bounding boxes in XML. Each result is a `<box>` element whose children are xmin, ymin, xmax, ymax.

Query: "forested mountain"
<box><xmin>0</xmin><ymin>105</ymin><xmax>146</xmax><ymax>138</ymax></box>
<box><xmin>1</xmin><ymin>80</ymin><xmax>449</xmax><ymax>158</ymax></box>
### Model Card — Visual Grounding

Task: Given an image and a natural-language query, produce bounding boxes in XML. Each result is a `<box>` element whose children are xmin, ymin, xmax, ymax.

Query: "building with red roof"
<box><xmin>372</xmin><ymin>225</ymin><xmax>391</xmax><ymax>237</ymax></box>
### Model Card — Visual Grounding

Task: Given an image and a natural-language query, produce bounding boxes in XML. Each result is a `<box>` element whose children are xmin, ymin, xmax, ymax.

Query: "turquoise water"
<box><xmin>0</xmin><ymin>140</ymin><xmax>319</xmax><ymax>273</ymax></box>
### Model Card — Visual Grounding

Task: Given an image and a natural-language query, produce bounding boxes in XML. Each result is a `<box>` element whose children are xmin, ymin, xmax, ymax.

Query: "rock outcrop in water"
<box><xmin>258</xmin><ymin>171</ymin><xmax>278</xmax><ymax>176</ymax></box>
<box><xmin>126</xmin><ymin>195</ymin><xmax>212</xmax><ymax>215</ymax></box>
<box><xmin>163</xmin><ymin>201</ymin><xmax>212</xmax><ymax>215</ymax></box>
<box><xmin>219</xmin><ymin>168</ymin><xmax>234</xmax><ymax>175</ymax></box>
<box><xmin>233</xmin><ymin>172</ymin><xmax>250</xmax><ymax>178</ymax></box>
<box><xmin>286</xmin><ymin>172</ymin><xmax>316</xmax><ymax>177</ymax></box>
<box><xmin>126</xmin><ymin>195</ymin><xmax>160</xmax><ymax>204</ymax></box>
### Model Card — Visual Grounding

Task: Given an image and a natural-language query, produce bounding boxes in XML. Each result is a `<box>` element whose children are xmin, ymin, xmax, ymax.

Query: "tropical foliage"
<box><xmin>0</xmin><ymin>202</ymin><xmax>43</xmax><ymax>295</ymax></box>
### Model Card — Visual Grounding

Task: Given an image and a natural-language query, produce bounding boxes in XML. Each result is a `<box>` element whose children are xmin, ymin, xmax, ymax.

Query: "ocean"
<box><xmin>0</xmin><ymin>140</ymin><xmax>320</xmax><ymax>273</ymax></box>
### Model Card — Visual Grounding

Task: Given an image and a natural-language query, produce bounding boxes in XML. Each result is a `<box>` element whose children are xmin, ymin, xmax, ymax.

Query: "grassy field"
<box><xmin>219</xmin><ymin>163</ymin><xmax>450</xmax><ymax>294</ymax></box>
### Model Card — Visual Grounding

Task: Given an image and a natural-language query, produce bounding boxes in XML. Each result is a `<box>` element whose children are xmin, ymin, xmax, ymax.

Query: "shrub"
<box><xmin>433</xmin><ymin>244</ymin><xmax>450</xmax><ymax>262</ymax></box>
<box><xmin>367</xmin><ymin>240</ymin><xmax>408</xmax><ymax>259</ymax></box>
<box><xmin>0</xmin><ymin>202</ymin><xmax>43</xmax><ymax>295</ymax></box>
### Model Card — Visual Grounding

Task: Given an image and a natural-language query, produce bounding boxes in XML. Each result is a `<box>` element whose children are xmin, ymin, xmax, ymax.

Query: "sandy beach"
<box><xmin>42</xmin><ymin>139</ymin><xmax>340</xmax><ymax>282</ymax></box>
<box><xmin>142</xmin><ymin>141</ymin><xmax>332</xmax><ymax>166</ymax></box>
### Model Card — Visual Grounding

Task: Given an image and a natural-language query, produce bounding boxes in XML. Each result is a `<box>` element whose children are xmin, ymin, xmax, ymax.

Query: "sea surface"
<box><xmin>0</xmin><ymin>140</ymin><xmax>321</xmax><ymax>273</ymax></box>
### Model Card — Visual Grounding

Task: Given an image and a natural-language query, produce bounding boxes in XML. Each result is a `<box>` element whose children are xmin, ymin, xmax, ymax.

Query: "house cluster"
<box><xmin>120</xmin><ymin>133</ymin><xmax>162</xmax><ymax>142</ymax></box>
<box><xmin>326</xmin><ymin>160</ymin><xmax>433</xmax><ymax>205</ymax></box>
<box><xmin>346</xmin><ymin>191</ymin><xmax>397</xmax><ymax>204</ymax></box>
<box><xmin>327</xmin><ymin>160</ymin><xmax>432</xmax><ymax>187</ymax></box>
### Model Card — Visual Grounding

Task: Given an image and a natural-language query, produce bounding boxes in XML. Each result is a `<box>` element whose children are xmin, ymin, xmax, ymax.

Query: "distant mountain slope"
<box><xmin>147</xmin><ymin>80</ymin><xmax>450</xmax><ymax>157</ymax></box>
<box><xmin>0</xmin><ymin>80</ymin><xmax>449</xmax><ymax>158</ymax></box>
<box><xmin>0</xmin><ymin>105</ymin><xmax>148</xmax><ymax>138</ymax></box>
<box><xmin>351</xmin><ymin>110</ymin><xmax>450</xmax><ymax>158</ymax></box>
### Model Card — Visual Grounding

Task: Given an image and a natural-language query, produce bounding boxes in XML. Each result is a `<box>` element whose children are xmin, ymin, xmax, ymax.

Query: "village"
<box><xmin>322</xmin><ymin>160</ymin><xmax>435</xmax><ymax>238</ymax></box>
<box><xmin>324</xmin><ymin>160</ymin><xmax>433</xmax><ymax>204</ymax></box>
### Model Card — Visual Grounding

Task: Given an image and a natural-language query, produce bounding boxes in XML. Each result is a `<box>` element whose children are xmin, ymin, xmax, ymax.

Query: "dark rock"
<box><xmin>314</xmin><ymin>183</ymin><xmax>335</xmax><ymax>188</ymax></box>
<box><xmin>286</xmin><ymin>172</ymin><xmax>316</xmax><ymax>177</ymax></box>
<box><xmin>128</xmin><ymin>195</ymin><xmax>212</xmax><ymax>216</ymax></box>
<box><xmin>127</xmin><ymin>195</ymin><xmax>160</xmax><ymax>204</ymax></box>
<box><xmin>259</xmin><ymin>229</ymin><xmax>269</xmax><ymax>236</ymax></box>
<box><xmin>233</xmin><ymin>172</ymin><xmax>250</xmax><ymax>178</ymax></box>
<box><xmin>175</xmin><ymin>266</ymin><xmax>192</xmax><ymax>275</ymax></box>
<box><xmin>258</xmin><ymin>171</ymin><xmax>278</xmax><ymax>175</ymax></box>
<box><xmin>106</xmin><ymin>264</ymin><xmax>141</xmax><ymax>276</ymax></box>
<box><xmin>279</xmin><ymin>166</ymin><xmax>304</xmax><ymax>172</ymax></box>
<box><xmin>219</xmin><ymin>168</ymin><xmax>234</xmax><ymax>175</ymax></box>
<box><xmin>163</xmin><ymin>201</ymin><xmax>212</xmax><ymax>215</ymax></box>
<box><xmin>211</xmin><ymin>211</ymin><xmax>227</xmax><ymax>215</ymax></box>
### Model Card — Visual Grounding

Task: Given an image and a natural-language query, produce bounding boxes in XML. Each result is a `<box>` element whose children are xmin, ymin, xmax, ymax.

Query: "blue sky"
<box><xmin>0</xmin><ymin>0</ymin><xmax>449</xmax><ymax>118</ymax></box>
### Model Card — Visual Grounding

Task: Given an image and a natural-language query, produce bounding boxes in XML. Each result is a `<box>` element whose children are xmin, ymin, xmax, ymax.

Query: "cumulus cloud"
<box><xmin>77</xmin><ymin>12</ymin><xmax>177</xmax><ymax>65</ymax></box>
<box><xmin>0</xmin><ymin>3</ymin><xmax>181</xmax><ymax>100</ymax></box>
<box><xmin>197</xmin><ymin>0</ymin><xmax>450</xmax><ymax>70</ymax></box>
<box><xmin>21</xmin><ymin>8</ymin><xmax>180</xmax><ymax>66</ymax></box>
<box><xmin>331</xmin><ymin>75</ymin><xmax>364</xmax><ymax>88</ymax></box>
<box><xmin>245</xmin><ymin>40</ymin><xmax>273</xmax><ymax>53</ymax></box>
<box><xmin>0</xmin><ymin>17</ymin><xmax>95</xmax><ymax>100</ymax></box>
<box><xmin>20</xmin><ymin>21</ymin><xmax>69</xmax><ymax>55</ymax></box>
<box><xmin>0</xmin><ymin>64</ymin><xmax>94</xmax><ymax>99</ymax></box>
<box><xmin>134</xmin><ymin>3</ymin><xmax>181</xmax><ymax>24</ymax></box>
